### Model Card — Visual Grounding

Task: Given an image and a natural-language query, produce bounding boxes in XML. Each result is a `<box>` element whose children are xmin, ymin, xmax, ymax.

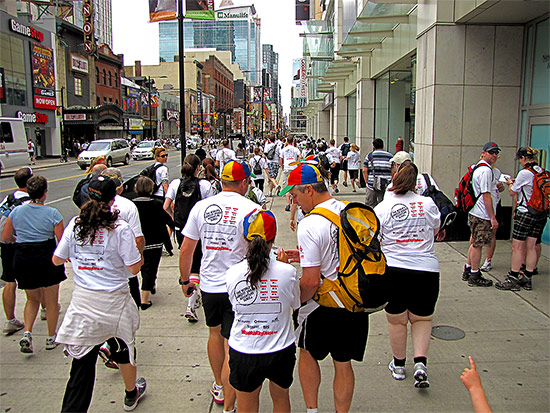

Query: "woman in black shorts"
<box><xmin>225</xmin><ymin>210</ymin><xmax>300</xmax><ymax>412</ymax></box>
<box><xmin>374</xmin><ymin>161</ymin><xmax>441</xmax><ymax>389</ymax></box>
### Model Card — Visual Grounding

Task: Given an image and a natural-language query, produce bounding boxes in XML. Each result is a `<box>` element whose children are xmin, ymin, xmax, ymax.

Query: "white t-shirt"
<box><xmin>470</xmin><ymin>161</ymin><xmax>497</xmax><ymax>220</ymax></box>
<box><xmin>249</xmin><ymin>155</ymin><xmax>267</xmax><ymax>180</ymax></box>
<box><xmin>153</xmin><ymin>163</ymin><xmax>169</xmax><ymax>197</ymax></box>
<box><xmin>263</xmin><ymin>142</ymin><xmax>279</xmax><ymax>164</ymax></box>
<box><xmin>216</xmin><ymin>148</ymin><xmax>236</xmax><ymax>173</ymax></box>
<box><xmin>227</xmin><ymin>257</ymin><xmax>300</xmax><ymax>354</ymax></box>
<box><xmin>182</xmin><ymin>191</ymin><xmax>259</xmax><ymax>293</ymax></box>
<box><xmin>165</xmin><ymin>178</ymin><xmax>214</xmax><ymax>202</ymax></box>
<box><xmin>280</xmin><ymin>145</ymin><xmax>301</xmax><ymax>171</ymax></box>
<box><xmin>297</xmin><ymin>198</ymin><xmax>344</xmax><ymax>282</ymax></box>
<box><xmin>416</xmin><ymin>173</ymin><xmax>439</xmax><ymax>196</ymax></box>
<box><xmin>325</xmin><ymin>146</ymin><xmax>342</xmax><ymax>165</ymax></box>
<box><xmin>54</xmin><ymin>217</ymin><xmax>142</xmax><ymax>292</ymax></box>
<box><xmin>345</xmin><ymin>151</ymin><xmax>361</xmax><ymax>170</ymax></box>
<box><xmin>374</xmin><ymin>191</ymin><xmax>440</xmax><ymax>273</ymax></box>
<box><xmin>112</xmin><ymin>195</ymin><xmax>143</xmax><ymax>237</ymax></box>
<box><xmin>512</xmin><ymin>166</ymin><xmax>540</xmax><ymax>213</ymax></box>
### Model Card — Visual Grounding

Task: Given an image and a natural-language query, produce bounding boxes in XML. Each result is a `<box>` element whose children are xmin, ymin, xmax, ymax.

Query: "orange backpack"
<box><xmin>524</xmin><ymin>166</ymin><xmax>550</xmax><ymax>216</ymax></box>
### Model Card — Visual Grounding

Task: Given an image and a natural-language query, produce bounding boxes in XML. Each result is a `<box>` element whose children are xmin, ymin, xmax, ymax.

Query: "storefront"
<box><xmin>0</xmin><ymin>11</ymin><xmax>60</xmax><ymax>157</ymax></box>
<box><xmin>63</xmin><ymin>103</ymin><xmax>123</xmax><ymax>145</ymax></box>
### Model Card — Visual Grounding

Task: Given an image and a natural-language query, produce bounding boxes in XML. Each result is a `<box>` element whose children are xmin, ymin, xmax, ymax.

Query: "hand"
<box><xmin>496</xmin><ymin>182</ymin><xmax>505</xmax><ymax>192</ymax></box>
<box><xmin>182</xmin><ymin>283</ymin><xmax>196</xmax><ymax>297</ymax></box>
<box><xmin>490</xmin><ymin>216</ymin><xmax>499</xmax><ymax>230</ymax></box>
<box><xmin>290</xmin><ymin>218</ymin><xmax>296</xmax><ymax>232</ymax></box>
<box><xmin>277</xmin><ymin>248</ymin><xmax>289</xmax><ymax>263</ymax></box>
<box><xmin>283</xmin><ymin>248</ymin><xmax>300</xmax><ymax>263</ymax></box>
<box><xmin>436</xmin><ymin>229</ymin><xmax>446</xmax><ymax>242</ymax></box>
<box><xmin>461</xmin><ymin>356</ymin><xmax>483</xmax><ymax>391</ymax></box>
<box><xmin>506</xmin><ymin>177</ymin><xmax>515</xmax><ymax>185</ymax></box>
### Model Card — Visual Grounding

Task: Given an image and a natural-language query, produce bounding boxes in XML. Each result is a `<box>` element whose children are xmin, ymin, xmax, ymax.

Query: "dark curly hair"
<box><xmin>75</xmin><ymin>199</ymin><xmax>119</xmax><ymax>245</ymax></box>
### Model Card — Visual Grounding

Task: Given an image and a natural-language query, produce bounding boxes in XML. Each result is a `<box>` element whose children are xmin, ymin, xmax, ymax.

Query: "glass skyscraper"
<box><xmin>159</xmin><ymin>6</ymin><xmax>261</xmax><ymax>84</ymax></box>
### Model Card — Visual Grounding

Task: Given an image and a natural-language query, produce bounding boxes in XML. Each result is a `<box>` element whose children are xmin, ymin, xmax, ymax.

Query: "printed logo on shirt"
<box><xmin>391</xmin><ymin>203</ymin><xmax>409</xmax><ymax>221</ymax></box>
<box><xmin>204</xmin><ymin>204</ymin><xmax>223</xmax><ymax>224</ymax></box>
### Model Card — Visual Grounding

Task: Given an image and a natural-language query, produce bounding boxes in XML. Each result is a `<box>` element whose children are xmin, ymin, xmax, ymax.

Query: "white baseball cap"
<box><xmin>390</xmin><ymin>151</ymin><xmax>412</xmax><ymax>165</ymax></box>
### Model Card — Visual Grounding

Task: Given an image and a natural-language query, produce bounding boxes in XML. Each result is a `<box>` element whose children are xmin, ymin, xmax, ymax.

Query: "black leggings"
<box><xmin>140</xmin><ymin>248</ymin><xmax>162</xmax><ymax>291</ymax></box>
<box><xmin>61</xmin><ymin>340</ymin><xmax>135</xmax><ymax>412</ymax></box>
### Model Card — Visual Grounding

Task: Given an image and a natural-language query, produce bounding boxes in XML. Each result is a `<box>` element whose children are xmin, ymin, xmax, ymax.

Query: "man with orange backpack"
<box><xmin>496</xmin><ymin>147</ymin><xmax>549</xmax><ymax>291</ymax></box>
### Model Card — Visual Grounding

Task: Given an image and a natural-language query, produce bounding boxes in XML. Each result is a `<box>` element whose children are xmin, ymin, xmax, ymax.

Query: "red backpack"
<box><xmin>523</xmin><ymin>166</ymin><xmax>550</xmax><ymax>216</ymax></box>
<box><xmin>455</xmin><ymin>163</ymin><xmax>491</xmax><ymax>212</ymax></box>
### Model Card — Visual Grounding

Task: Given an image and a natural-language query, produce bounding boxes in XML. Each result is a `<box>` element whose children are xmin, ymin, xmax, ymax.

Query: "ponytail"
<box><xmin>245</xmin><ymin>236</ymin><xmax>271</xmax><ymax>288</ymax></box>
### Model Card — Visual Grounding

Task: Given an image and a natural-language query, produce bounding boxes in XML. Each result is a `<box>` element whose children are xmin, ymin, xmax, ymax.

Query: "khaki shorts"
<box><xmin>468</xmin><ymin>214</ymin><xmax>493</xmax><ymax>247</ymax></box>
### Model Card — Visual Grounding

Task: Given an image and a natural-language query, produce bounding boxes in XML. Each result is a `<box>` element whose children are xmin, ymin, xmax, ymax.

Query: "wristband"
<box><xmin>178</xmin><ymin>278</ymin><xmax>190</xmax><ymax>286</ymax></box>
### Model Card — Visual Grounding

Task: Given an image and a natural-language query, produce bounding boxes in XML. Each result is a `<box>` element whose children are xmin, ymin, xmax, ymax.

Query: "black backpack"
<box><xmin>422</xmin><ymin>174</ymin><xmax>457</xmax><ymax>232</ymax></box>
<box><xmin>266</xmin><ymin>145</ymin><xmax>276</xmax><ymax>160</ymax></box>
<box><xmin>72</xmin><ymin>175</ymin><xmax>93</xmax><ymax>208</ymax></box>
<box><xmin>0</xmin><ymin>193</ymin><xmax>31</xmax><ymax>235</ymax></box>
<box><xmin>173</xmin><ymin>177</ymin><xmax>202</xmax><ymax>229</ymax></box>
<box><xmin>122</xmin><ymin>163</ymin><xmax>163</xmax><ymax>199</ymax></box>
<box><xmin>251</xmin><ymin>157</ymin><xmax>263</xmax><ymax>176</ymax></box>
<box><xmin>341</xmin><ymin>143</ymin><xmax>351</xmax><ymax>157</ymax></box>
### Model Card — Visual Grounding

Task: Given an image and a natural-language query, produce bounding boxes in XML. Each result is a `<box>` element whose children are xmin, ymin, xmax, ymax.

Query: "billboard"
<box><xmin>30</xmin><ymin>43</ymin><xmax>56</xmax><ymax>110</ymax></box>
<box><xmin>149</xmin><ymin>0</ymin><xmax>177</xmax><ymax>22</ymax></box>
<box><xmin>216</xmin><ymin>6</ymin><xmax>251</xmax><ymax>21</ymax></box>
<box><xmin>185</xmin><ymin>0</ymin><xmax>215</xmax><ymax>20</ymax></box>
<box><xmin>0</xmin><ymin>68</ymin><xmax>5</xmax><ymax>104</ymax></box>
<box><xmin>253</xmin><ymin>86</ymin><xmax>263</xmax><ymax>103</ymax></box>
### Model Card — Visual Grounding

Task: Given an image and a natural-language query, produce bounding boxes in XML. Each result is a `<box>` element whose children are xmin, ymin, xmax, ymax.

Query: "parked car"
<box><xmin>132</xmin><ymin>140</ymin><xmax>159</xmax><ymax>160</ymax></box>
<box><xmin>77</xmin><ymin>138</ymin><xmax>131</xmax><ymax>170</ymax></box>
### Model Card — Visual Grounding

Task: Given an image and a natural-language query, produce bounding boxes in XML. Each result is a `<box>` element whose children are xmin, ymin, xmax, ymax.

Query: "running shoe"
<box><xmin>45</xmin><ymin>335</ymin><xmax>58</xmax><ymax>350</ymax></box>
<box><xmin>19</xmin><ymin>331</ymin><xmax>33</xmax><ymax>354</ymax></box>
<box><xmin>468</xmin><ymin>273</ymin><xmax>493</xmax><ymax>287</ymax></box>
<box><xmin>388</xmin><ymin>360</ymin><xmax>406</xmax><ymax>380</ymax></box>
<box><xmin>342</xmin><ymin>182</ymin><xmax>348</xmax><ymax>187</ymax></box>
<box><xmin>461</xmin><ymin>265</ymin><xmax>471</xmax><ymax>281</ymax></box>
<box><xmin>518</xmin><ymin>275</ymin><xmax>533</xmax><ymax>291</ymax></box>
<box><xmin>284</xmin><ymin>205</ymin><xmax>291</xmax><ymax>212</ymax></box>
<box><xmin>3</xmin><ymin>319</ymin><xmax>24</xmax><ymax>335</ymax></box>
<box><xmin>480</xmin><ymin>260</ymin><xmax>492</xmax><ymax>272</ymax></box>
<box><xmin>124</xmin><ymin>377</ymin><xmax>147</xmax><ymax>411</ymax></box>
<box><xmin>495</xmin><ymin>273</ymin><xmax>521</xmax><ymax>291</ymax></box>
<box><xmin>194</xmin><ymin>293</ymin><xmax>202</xmax><ymax>310</ymax></box>
<box><xmin>185</xmin><ymin>307</ymin><xmax>199</xmax><ymax>323</ymax></box>
<box><xmin>413</xmin><ymin>362</ymin><xmax>430</xmax><ymax>388</ymax></box>
<box><xmin>99</xmin><ymin>342</ymin><xmax>119</xmax><ymax>369</ymax></box>
<box><xmin>210</xmin><ymin>382</ymin><xmax>224</xmax><ymax>404</ymax></box>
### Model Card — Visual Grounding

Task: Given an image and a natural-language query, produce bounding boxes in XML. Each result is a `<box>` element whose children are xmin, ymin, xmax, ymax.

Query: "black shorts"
<box><xmin>202</xmin><ymin>291</ymin><xmax>234</xmax><ymax>339</ymax></box>
<box><xmin>14</xmin><ymin>239</ymin><xmax>66</xmax><ymax>290</ymax></box>
<box><xmin>512</xmin><ymin>210</ymin><xmax>547</xmax><ymax>241</ymax></box>
<box><xmin>297</xmin><ymin>305</ymin><xmax>369</xmax><ymax>362</ymax></box>
<box><xmin>229</xmin><ymin>344</ymin><xmax>296</xmax><ymax>392</ymax></box>
<box><xmin>330</xmin><ymin>164</ymin><xmax>341</xmax><ymax>184</ymax></box>
<box><xmin>349</xmin><ymin>170</ymin><xmax>359</xmax><ymax>180</ymax></box>
<box><xmin>384</xmin><ymin>267</ymin><xmax>440</xmax><ymax>316</ymax></box>
<box><xmin>341</xmin><ymin>159</ymin><xmax>348</xmax><ymax>171</ymax></box>
<box><xmin>1</xmin><ymin>243</ymin><xmax>16</xmax><ymax>283</ymax></box>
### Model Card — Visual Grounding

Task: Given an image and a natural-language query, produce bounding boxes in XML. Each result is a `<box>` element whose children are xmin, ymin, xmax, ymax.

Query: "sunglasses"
<box><xmin>487</xmin><ymin>150</ymin><xmax>500</xmax><ymax>155</ymax></box>
<box><xmin>159</xmin><ymin>154</ymin><xmax>168</xmax><ymax>158</ymax></box>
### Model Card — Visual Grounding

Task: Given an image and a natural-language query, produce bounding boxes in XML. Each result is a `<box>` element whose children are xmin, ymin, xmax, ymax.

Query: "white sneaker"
<box><xmin>3</xmin><ymin>319</ymin><xmax>24</xmax><ymax>335</ymax></box>
<box><xmin>46</xmin><ymin>335</ymin><xmax>58</xmax><ymax>350</ymax></box>
<box><xmin>388</xmin><ymin>360</ymin><xmax>406</xmax><ymax>380</ymax></box>
<box><xmin>210</xmin><ymin>382</ymin><xmax>224</xmax><ymax>404</ymax></box>
<box><xmin>413</xmin><ymin>362</ymin><xmax>430</xmax><ymax>388</ymax></box>
<box><xmin>480</xmin><ymin>260</ymin><xmax>493</xmax><ymax>272</ymax></box>
<box><xmin>19</xmin><ymin>331</ymin><xmax>33</xmax><ymax>353</ymax></box>
<box><xmin>185</xmin><ymin>307</ymin><xmax>199</xmax><ymax>323</ymax></box>
<box><xmin>193</xmin><ymin>293</ymin><xmax>202</xmax><ymax>310</ymax></box>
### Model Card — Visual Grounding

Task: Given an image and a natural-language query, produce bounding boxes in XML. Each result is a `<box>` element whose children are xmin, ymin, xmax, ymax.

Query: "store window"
<box><xmin>74</xmin><ymin>78</ymin><xmax>82</xmax><ymax>96</ymax></box>
<box><xmin>0</xmin><ymin>34</ymin><xmax>27</xmax><ymax>106</ymax></box>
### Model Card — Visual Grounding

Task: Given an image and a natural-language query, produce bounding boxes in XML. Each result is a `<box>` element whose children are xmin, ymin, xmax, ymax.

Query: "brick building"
<box><xmin>94</xmin><ymin>43</ymin><xmax>122</xmax><ymax>106</ymax></box>
<box><xmin>202</xmin><ymin>55</ymin><xmax>233</xmax><ymax>112</ymax></box>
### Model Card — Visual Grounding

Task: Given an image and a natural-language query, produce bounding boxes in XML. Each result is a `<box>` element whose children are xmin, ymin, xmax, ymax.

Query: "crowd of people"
<box><xmin>1</xmin><ymin>134</ymin><xmax>547</xmax><ymax>412</ymax></box>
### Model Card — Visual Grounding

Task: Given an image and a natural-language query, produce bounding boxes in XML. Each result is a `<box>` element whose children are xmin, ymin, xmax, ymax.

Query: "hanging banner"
<box><xmin>185</xmin><ymin>0</ymin><xmax>215</xmax><ymax>20</ymax></box>
<box><xmin>140</xmin><ymin>92</ymin><xmax>149</xmax><ymax>107</ymax></box>
<box><xmin>0</xmin><ymin>68</ymin><xmax>5</xmax><ymax>104</ymax></box>
<box><xmin>30</xmin><ymin>43</ymin><xmax>56</xmax><ymax>110</ymax></box>
<box><xmin>150</xmin><ymin>92</ymin><xmax>159</xmax><ymax>107</ymax></box>
<box><xmin>149</xmin><ymin>0</ymin><xmax>177</xmax><ymax>22</ymax></box>
<box><xmin>253</xmin><ymin>86</ymin><xmax>263</xmax><ymax>103</ymax></box>
<box><xmin>82</xmin><ymin>0</ymin><xmax>95</xmax><ymax>55</ymax></box>
<box><xmin>263</xmin><ymin>88</ymin><xmax>272</xmax><ymax>102</ymax></box>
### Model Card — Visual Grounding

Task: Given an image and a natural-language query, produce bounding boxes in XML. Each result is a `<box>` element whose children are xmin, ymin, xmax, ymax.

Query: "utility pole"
<box><xmin>178</xmin><ymin>0</ymin><xmax>186</xmax><ymax>162</ymax></box>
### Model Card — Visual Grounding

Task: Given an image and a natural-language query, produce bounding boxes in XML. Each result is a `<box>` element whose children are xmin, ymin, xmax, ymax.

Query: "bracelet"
<box><xmin>178</xmin><ymin>278</ymin><xmax>190</xmax><ymax>286</ymax></box>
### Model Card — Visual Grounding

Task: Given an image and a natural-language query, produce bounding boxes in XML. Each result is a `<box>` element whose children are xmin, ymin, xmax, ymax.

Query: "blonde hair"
<box><xmin>153</xmin><ymin>147</ymin><xmax>166</xmax><ymax>157</ymax></box>
<box><xmin>351</xmin><ymin>144</ymin><xmax>359</xmax><ymax>151</ymax></box>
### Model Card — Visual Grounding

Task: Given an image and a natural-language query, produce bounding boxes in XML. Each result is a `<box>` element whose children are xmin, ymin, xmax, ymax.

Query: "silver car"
<box><xmin>132</xmin><ymin>140</ymin><xmax>158</xmax><ymax>160</ymax></box>
<box><xmin>77</xmin><ymin>139</ymin><xmax>131</xmax><ymax>169</ymax></box>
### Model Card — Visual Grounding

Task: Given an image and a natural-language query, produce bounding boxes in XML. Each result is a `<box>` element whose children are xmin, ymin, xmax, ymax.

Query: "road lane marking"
<box><xmin>46</xmin><ymin>195</ymin><xmax>72</xmax><ymax>205</ymax></box>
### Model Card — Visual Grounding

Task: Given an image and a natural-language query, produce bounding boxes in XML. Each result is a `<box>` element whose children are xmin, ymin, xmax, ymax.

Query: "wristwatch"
<box><xmin>178</xmin><ymin>278</ymin><xmax>190</xmax><ymax>286</ymax></box>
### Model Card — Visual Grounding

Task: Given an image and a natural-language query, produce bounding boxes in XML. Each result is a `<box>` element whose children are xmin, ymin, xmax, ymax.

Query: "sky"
<box><xmin>111</xmin><ymin>0</ymin><xmax>304</xmax><ymax>116</ymax></box>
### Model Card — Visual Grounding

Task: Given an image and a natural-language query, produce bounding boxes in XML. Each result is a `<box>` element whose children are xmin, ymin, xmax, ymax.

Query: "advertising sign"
<box><xmin>0</xmin><ymin>68</ymin><xmax>5</xmax><ymax>104</ymax></box>
<box><xmin>64</xmin><ymin>113</ymin><xmax>86</xmax><ymax>121</ymax></box>
<box><xmin>185</xmin><ymin>0</ymin><xmax>215</xmax><ymax>20</ymax></box>
<box><xmin>70</xmin><ymin>54</ymin><xmax>89</xmax><ymax>74</ymax></box>
<box><xmin>253</xmin><ymin>86</ymin><xmax>263</xmax><ymax>103</ymax></box>
<box><xmin>140</xmin><ymin>92</ymin><xmax>149</xmax><ymax>107</ymax></box>
<box><xmin>149</xmin><ymin>0</ymin><xmax>177</xmax><ymax>22</ymax></box>
<box><xmin>30</xmin><ymin>43</ymin><xmax>56</xmax><ymax>110</ymax></box>
<box><xmin>264</xmin><ymin>88</ymin><xmax>272</xmax><ymax>102</ymax></box>
<box><xmin>82</xmin><ymin>0</ymin><xmax>95</xmax><ymax>55</ymax></box>
<box><xmin>216</xmin><ymin>6</ymin><xmax>250</xmax><ymax>21</ymax></box>
<box><xmin>126</xmin><ymin>86</ymin><xmax>140</xmax><ymax>98</ymax></box>
<box><xmin>16</xmin><ymin>111</ymin><xmax>49</xmax><ymax>124</ymax></box>
<box><xmin>129</xmin><ymin>118</ymin><xmax>144</xmax><ymax>130</ymax></box>
<box><xmin>9</xmin><ymin>19</ymin><xmax>44</xmax><ymax>42</ymax></box>
<box><xmin>150</xmin><ymin>92</ymin><xmax>159</xmax><ymax>108</ymax></box>
<box><xmin>166</xmin><ymin>109</ymin><xmax>179</xmax><ymax>121</ymax></box>
<box><xmin>300</xmin><ymin>58</ymin><xmax>307</xmax><ymax>97</ymax></box>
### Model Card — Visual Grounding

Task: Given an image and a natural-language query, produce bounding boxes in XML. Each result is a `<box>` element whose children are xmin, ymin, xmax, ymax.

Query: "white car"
<box><xmin>132</xmin><ymin>140</ymin><xmax>158</xmax><ymax>160</ymax></box>
<box><xmin>77</xmin><ymin>139</ymin><xmax>131</xmax><ymax>169</ymax></box>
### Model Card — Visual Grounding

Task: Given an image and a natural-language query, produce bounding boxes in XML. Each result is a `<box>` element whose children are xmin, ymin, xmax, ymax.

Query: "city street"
<box><xmin>0</xmin><ymin>165</ymin><xmax>548</xmax><ymax>412</ymax></box>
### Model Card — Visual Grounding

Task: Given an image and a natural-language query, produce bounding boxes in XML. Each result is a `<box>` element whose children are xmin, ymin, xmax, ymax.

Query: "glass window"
<box><xmin>1</xmin><ymin>34</ymin><xmax>27</xmax><ymax>106</ymax></box>
<box><xmin>347</xmin><ymin>92</ymin><xmax>357</xmax><ymax>142</ymax></box>
<box><xmin>531</xmin><ymin>18</ymin><xmax>549</xmax><ymax>105</ymax></box>
<box><xmin>522</xmin><ymin>25</ymin><xmax>533</xmax><ymax>106</ymax></box>
<box><xmin>374</xmin><ymin>73</ymin><xmax>389</xmax><ymax>145</ymax></box>
<box><xmin>102</xmin><ymin>69</ymin><xmax>106</xmax><ymax>84</ymax></box>
<box><xmin>108</xmin><ymin>71</ymin><xmax>112</xmax><ymax>86</ymax></box>
<box><xmin>0</xmin><ymin>122</ymin><xmax>14</xmax><ymax>143</ymax></box>
<box><xmin>74</xmin><ymin>78</ymin><xmax>82</xmax><ymax>96</ymax></box>
<box><xmin>96</xmin><ymin>67</ymin><xmax>100</xmax><ymax>83</ymax></box>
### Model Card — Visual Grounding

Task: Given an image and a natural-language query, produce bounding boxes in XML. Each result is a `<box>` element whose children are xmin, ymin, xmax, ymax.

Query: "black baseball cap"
<box><xmin>88</xmin><ymin>175</ymin><xmax>117</xmax><ymax>203</ymax></box>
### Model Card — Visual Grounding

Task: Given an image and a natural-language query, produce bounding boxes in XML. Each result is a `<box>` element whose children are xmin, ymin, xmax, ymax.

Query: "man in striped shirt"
<box><xmin>362</xmin><ymin>138</ymin><xmax>393</xmax><ymax>207</ymax></box>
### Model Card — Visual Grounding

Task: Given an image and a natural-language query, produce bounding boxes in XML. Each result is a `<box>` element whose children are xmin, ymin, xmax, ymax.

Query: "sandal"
<box><xmin>141</xmin><ymin>301</ymin><xmax>153</xmax><ymax>310</ymax></box>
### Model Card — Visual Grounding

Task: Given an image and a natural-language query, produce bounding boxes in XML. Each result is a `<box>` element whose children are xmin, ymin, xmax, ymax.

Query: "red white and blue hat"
<box><xmin>221</xmin><ymin>160</ymin><xmax>256</xmax><ymax>181</ymax></box>
<box><xmin>243</xmin><ymin>209</ymin><xmax>276</xmax><ymax>242</ymax></box>
<box><xmin>278</xmin><ymin>163</ymin><xmax>324</xmax><ymax>196</ymax></box>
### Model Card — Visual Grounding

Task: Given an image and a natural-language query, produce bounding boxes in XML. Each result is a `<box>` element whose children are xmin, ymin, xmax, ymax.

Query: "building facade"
<box><xmin>301</xmin><ymin>0</ymin><xmax>550</xmax><ymax>250</ymax></box>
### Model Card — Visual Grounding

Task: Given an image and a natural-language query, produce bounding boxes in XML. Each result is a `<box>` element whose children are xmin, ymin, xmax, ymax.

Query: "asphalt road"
<box><xmin>0</xmin><ymin>149</ymin><xmax>182</xmax><ymax>224</ymax></box>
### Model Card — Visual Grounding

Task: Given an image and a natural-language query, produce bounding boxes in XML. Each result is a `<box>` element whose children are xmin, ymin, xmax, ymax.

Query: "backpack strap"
<box><xmin>308</xmin><ymin>206</ymin><xmax>342</xmax><ymax>228</ymax></box>
<box><xmin>422</xmin><ymin>173</ymin><xmax>433</xmax><ymax>188</ymax></box>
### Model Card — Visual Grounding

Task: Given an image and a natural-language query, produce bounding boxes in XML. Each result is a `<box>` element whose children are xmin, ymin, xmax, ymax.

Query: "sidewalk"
<box><xmin>0</xmin><ymin>180</ymin><xmax>548</xmax><ymax>412</ymax></box>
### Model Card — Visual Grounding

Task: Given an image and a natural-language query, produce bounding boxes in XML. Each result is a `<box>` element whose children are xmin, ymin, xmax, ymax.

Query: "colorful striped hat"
<box><xmin>221</xmin><ymin>160</ymin><xmax>256</xmax><ymax>181</ymax></box>
<box><xmin>278</xmin><ymin>163</ymin><xmax>323</xmax><ymax>196</ymax></box>
<box><xmin>243</xmin><ymin>209</ymin><xmax>276</xmax><ymax>242</ymax></box>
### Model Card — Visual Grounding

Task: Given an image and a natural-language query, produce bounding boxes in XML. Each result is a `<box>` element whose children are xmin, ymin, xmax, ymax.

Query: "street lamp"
<box><xmin>193</xmin><ymin>60</ymin><xmax>204</xmax><ymax>143</ymax></box>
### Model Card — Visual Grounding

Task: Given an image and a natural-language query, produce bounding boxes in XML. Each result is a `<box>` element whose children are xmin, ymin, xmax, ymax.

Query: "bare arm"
<box><xmin>179</xmin><ymin>237</ymin><xmax>199</xmax><ymax>297</ymax></box>
<box><xmin>1</xmin><ymin>218</ymin><xmax>15</xmax><ymax>243</ymax></box>
<box><xmin>482</xmin><ymin>192</ymin><xmax>498</xmax><ymax>230</ymax></box>
<box><xmin>163</xmin><ymin>197</ymin><xmax>174</xmax><ymax>220</ymax></box>
<box><xmin>127</xmin><ymin>257</ymin><xmax>144</xmax><ymax>275</ymax></box>
<box><xmin>300</xmin><ymin>266</ymin><xmax>321</xmax><ymax>303</ymax></box>
<box><xmin>362</xmin><ymin>166</ymin><xmax>369</xmax><ymax>185</ymax></box>
<box><xmin>461</xmin><ymin>357</ymin><xmax>492</xmax><ymax>413</ymax></box>
<box><xmin>136</xmin><ymin>236</ymin><xmax>145</xmax><ymax>255</ymax></box>
<box><xmin>54</xmin><ymin>221</ymin><xmax>64</xmax><ymax>242</ymax></box>
<box><xmin>52</xmin><ymin>255</ymin><xmax>66</xmax><ymax>266</ymax></box>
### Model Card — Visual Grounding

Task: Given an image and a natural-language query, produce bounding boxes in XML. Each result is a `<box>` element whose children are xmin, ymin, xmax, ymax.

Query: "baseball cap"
<box><xmin>482</xmin><ymin>142</ymin><xmax>501</xmax><ymax>152</ymax></box>
<box><xmin>221</xmin><ymin>160</ymin><xmax>256</xmax><ymax>181</ymax></box>
<box><xmin>390</xmin><ymin>151</ymin><xmax>412</xmax><ymax>165</ymax></box>
<box><xmin>515</xmin><ymin>147</ymin><xmax>536</xmax><ymax>160</ymax></box>
<box><xmin>278</xmin><ymin>163</ymin><xmax>324</xmax><ymax>196</ymax></box>
<box><xmin>243</xmin><ymin>209</ymin><xmax>276</xmax><ymax>242</ymax></box>
<box><xmin>88</xmin><ymin>175</ymin><xmax>117</xmax><ymax>203</ymax></box>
